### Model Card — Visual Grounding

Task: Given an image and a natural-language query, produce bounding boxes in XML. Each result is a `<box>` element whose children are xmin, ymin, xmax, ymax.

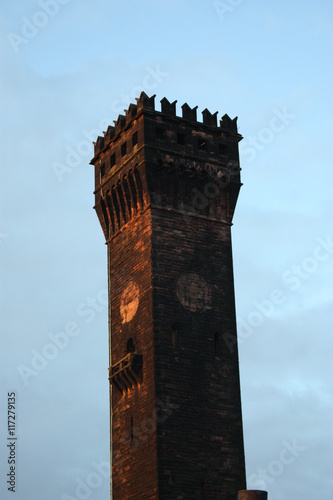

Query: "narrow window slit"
<box><xmin>177</xmin><ymin>133</ymin><xmax>186</xmax><ymax>145</ymax></box>
<box><xmin>156</xmin><ymin>128</ymin><xmax>165</xmax><ymax>141</ymax></box>
<box><xmin>127</xmin><ymin>338</ymin><xmax>135</xmax><ymax>353</ymax></box>
<box><xmin>219</xmin><ymin>143</ymin><xmax>228</xmax><ymax>155</ymax></box>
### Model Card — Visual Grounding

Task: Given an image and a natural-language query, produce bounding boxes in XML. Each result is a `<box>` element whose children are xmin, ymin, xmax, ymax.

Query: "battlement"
<box><xmin>93</xmin><ymin>92</ymin><xmax>239</xmax><ymax>156</ymax></box>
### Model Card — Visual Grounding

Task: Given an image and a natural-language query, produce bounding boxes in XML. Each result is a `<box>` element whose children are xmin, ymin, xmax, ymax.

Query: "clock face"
<box><xmin>120</xmin><ymin>281</ymin><xmax>140</xmax><ymax>324</ymax></box>
<box><xmin>176</xmin><ymin>273</ymin><xmax>212</xmax><ymax>312</ymax></box>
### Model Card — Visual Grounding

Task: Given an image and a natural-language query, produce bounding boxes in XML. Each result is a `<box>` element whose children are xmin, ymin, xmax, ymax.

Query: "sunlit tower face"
<box><xmin>91</xmin><ymin>93</ymin><xmax>246</xmax><ymax>499</ymax></box>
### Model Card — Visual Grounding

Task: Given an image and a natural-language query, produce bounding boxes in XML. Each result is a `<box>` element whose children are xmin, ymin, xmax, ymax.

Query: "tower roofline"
<box><xmin>90</xmin><ymin>92</ymin><xmax>241</xmax><ymax>163</ymax></box>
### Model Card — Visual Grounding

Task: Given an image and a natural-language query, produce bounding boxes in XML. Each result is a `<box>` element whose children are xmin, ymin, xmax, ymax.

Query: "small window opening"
<box><xmin>198</xmin><ymin>138</ymin><xmax>207</xmax><ymax>151</ymax></box>
<box><xmin>177</xmin><ymin>133</ymin><xmax>186</xmax><ymax>145</ymax></box>
<box><xmin>214</xmin><ymin>332</ymin><xmax>222</xmax><ymax>359</ymax></box>
<box><xmin>172</xmin><ymin>325</ymin><xmax>178</xmax><ymax>350</ymax></box>
<box><xmin>219</xmin><ymin>143</ymin><xmax>228</xmax><ymax>155</ymax></box>
<box><xmin>110</xmin><ymin>153</ymin><xmax>116</xmax><ymax>167</ymax></box>
<box><xmin>121</xmin><ymin>142</ymin><xmax>127</xmax><ymax>157</ymax></box>
<box><xmin>132</xmin><ymin>131</ymin><xmax>138</xmax><ymax>147</ymax></box>
<box><xmin>127</xmin><ymin>338</ymin><xmax>135</xmax><ymax>353</ymax></box>
<box><xmin>130</xmin><ymin>416</ymin><xmax>134</xmax><ymax>444</ymax></box>
<box><xmin>100</xmin><ymin>163</ymin><xmax>105</xmax><ymax>180</ymax></box>
<box><xmin>156</xmin><ymin>128</ymin><xmax>165</xmax><ymax>141</ymax></box>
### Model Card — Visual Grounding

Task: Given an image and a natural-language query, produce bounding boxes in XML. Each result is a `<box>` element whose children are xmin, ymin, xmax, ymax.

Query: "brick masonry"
<box><xmin>91</xmin><ymin>93</ymin><xmax>246</xmax><ymax>499</ymax></box>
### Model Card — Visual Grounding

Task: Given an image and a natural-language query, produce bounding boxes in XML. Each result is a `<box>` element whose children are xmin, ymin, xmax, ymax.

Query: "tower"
<box><xmin>91</xmin><ymin>93</ymin><xmax>246</xmax><ymax>499</ymax></box>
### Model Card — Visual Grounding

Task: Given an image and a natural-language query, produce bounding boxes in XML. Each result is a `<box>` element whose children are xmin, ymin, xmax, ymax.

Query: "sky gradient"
<box><xmin>1</xmin><ymin>1</ymin><xmax>332</xmax><ymax>499</ymax></box>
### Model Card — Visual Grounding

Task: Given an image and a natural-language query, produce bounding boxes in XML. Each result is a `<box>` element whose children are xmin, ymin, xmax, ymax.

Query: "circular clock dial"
<box><xmin>176</xmin><ymin>273</ymin><xmax>212</xmax><ymax>312</ymax></box>
<box><xmin>120</xmin><ymin>281</ymin><xmax>140</xmax><ymax>323</ymax></box>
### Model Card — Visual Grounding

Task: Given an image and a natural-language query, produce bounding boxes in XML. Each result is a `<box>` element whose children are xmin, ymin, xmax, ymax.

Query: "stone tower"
<box><xmin>91</xmin><ymin>93</ymin><xmax>246</xmax><ymax>499</ymax></box>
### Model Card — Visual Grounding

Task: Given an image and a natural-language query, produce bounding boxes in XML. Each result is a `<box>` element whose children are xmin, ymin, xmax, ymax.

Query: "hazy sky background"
<box><xmin>1</xmin><ymin>1</ymin><xmax>332</xmax><ymax>499</ymax></box>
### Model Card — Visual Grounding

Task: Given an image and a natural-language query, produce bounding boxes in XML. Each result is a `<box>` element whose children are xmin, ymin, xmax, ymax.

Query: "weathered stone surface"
<box><xmin>91</xmin><ymin>93</ymin><xmax>246</xmax><ymax>499</ymax></box>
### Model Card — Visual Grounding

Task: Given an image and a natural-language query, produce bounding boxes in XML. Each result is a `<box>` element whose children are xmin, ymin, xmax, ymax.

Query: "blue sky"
<box><xmin>1</xmin><ymin>1</ymin><xmax>332</xmax><ymax>499</ymax></box>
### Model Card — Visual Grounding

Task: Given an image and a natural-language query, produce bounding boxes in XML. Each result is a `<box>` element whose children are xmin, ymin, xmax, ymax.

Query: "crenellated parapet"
<box><xmin>91</xmin><ymin>93</ymin><xmax>243</xmax><ymax>242</ymax></box>
<box><xmin>92</xmin><ymin>92</ymin><xmax>241</xmax><ymax>157</ymax></box>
